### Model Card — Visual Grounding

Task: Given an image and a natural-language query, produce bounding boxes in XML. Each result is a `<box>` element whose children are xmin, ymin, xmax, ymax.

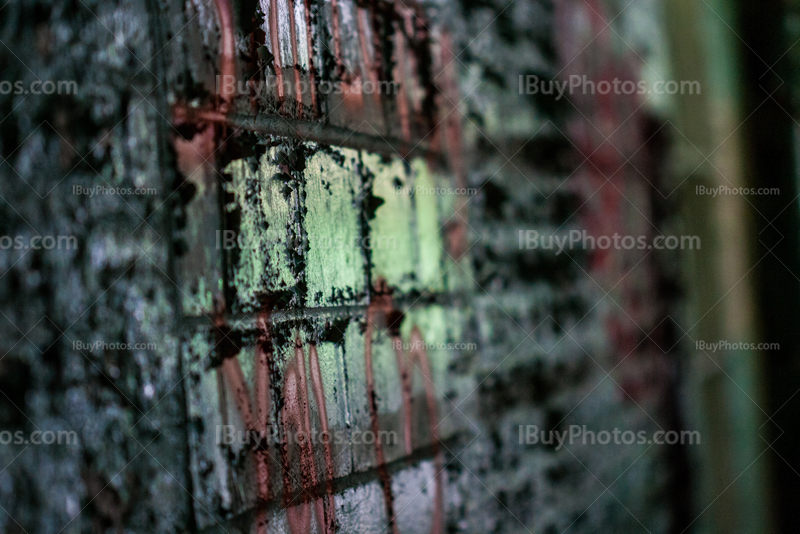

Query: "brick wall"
<box><xmin>0</xmin><ymin>0</ymin><xmax>687</xmax><ymax>532</ymax></box>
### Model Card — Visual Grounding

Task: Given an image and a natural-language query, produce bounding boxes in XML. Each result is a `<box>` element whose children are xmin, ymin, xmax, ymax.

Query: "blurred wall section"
<box><xmin>1</xmin><ymin>0</ymin><xmax>800</xmax><ymax>532</ymax></box>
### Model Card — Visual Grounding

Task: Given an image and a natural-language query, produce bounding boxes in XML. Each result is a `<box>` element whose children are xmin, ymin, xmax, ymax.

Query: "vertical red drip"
<box><xmin>286</xmin><ymin>0</ymin><xmax>305</xmax><ymax>115</ymax></box>
<box><xmin>408</xmin><ymin>327</ymin><xmax>443</xmax><ymax>534</ymax></box>
<box><xmin>269</xmin><ymin>0</ymin><xmax>286</xmax><ymax>106</ymax></box>
<box><xmin>391</xmin><ymin>335</ymin><xmax>414</xmax><ymax>456</ymax></box>
<box><xmin>302</xmin><ymin>0</ymin><xmax>319</xmax><ymax>115</ymax></box>
<box><xmin>394</xmin><ymin>28</ymin><xmax>412</xmax><ymax>142</ymax></box>
<box><xmin>283</xmin><ymin>339</ymin><xmax>337</xmax><ymax>533</ymax></box>
<box><xmin>402</xmin><ymin>10</ymin><xmax>421</xmax><ymax>116</ymax></box>
<box><xmin>213</xmin><ymin>0</ymin><xmax>236</xmax><ymax>107</ymax></box>
<box><xmin>369</xmin><ymin>2</ymin><xmax>384</xmax><ymax>79</ymax></box>
<box><xmin>364</xmin><ymin>278</ymin><xmax>444</xmax><ymax>534</ymax></box>
<box><xmin>365</xmin><ymin>278</ymin><xmax>445</xmax><ymax>534</ymax></box>
<box><xmin>255</xmin><ymin>317</ymin><xmax>271</xmax><ymax>438</ymax></box>
<box><xmin>282</xmin><ymin>357</ymin><xmax>313</xmax><ymax>533</ymax></box>
<box><xmin>253</xmin><ymin>314</ymin><xmax>272</xmax><ymax>503</ymax></box>
<box><xmin>358</xmin><ymin>8</ymin><xmax>383</xmax><ymax>113</ymax></box>
<box><xmin>221</xmin><ymin>357</ymin><xmax>255</xmax><ymax>431</ymax></box>
<box><xmin>294</xmin><ymin>339</ymin><xmax>326</xmax><ymax>534</ymax></box>
<box><xmin>308</xmin><ymin>344</ymin><xmax>337</xmax><ymax>533</ymax></box>
<box><xmin>364</xmin><ymin>293</ymin><xmax>401</xmax><ymax>534</ymax></box>
<box><xmin>439</xmin><ymin>32</ymin><xmax>468</xmax><ymax>260</ymax></box>
<box><xmin>330</xmin><ymin>0</ymin><xmax>344</xmax><ymax>75</ymax></box>
<box><xmin>220</xmin><ymin>354</ymin><xmax>273</xmax><ymax>505</ymax></box>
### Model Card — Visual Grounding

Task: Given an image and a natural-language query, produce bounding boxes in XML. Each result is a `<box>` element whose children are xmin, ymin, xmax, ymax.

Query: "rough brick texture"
<box><xmin>0</xmin><ymin>0</ymin><xmax>687</xmax><ymax>533</ymax></box>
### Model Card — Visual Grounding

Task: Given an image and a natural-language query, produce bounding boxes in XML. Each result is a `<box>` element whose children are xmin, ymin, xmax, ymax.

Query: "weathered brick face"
<box><xmin>0</xmin><ymin>0</ymin><xmax>685</xmax><ymax>533</ymax></box>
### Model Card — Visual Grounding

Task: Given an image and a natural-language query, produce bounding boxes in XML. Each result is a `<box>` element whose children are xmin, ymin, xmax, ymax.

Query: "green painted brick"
<box><xmin>304</xmin><ymin>148</ymin><xmax>367</xmax><ymax>306</ymax></box>
<box><xmin>366</xmin><ymin>152</ymin><xmax>418</xmax><ymax>293</ymax></box>
<box><xmin>413</xmin><ymin>159</ymin><xmax>446</xmax><ymax>292</ymax></box>
<box><xmin>227</xmin><ymin>151</ymin><xmax>298</xmax><ymax>310</ymax></box>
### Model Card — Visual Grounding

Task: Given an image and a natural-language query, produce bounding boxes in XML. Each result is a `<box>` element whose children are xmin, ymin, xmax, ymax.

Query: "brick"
<box><xmin>303</xmin><ymin>147</ymin><xmax>367</xmax><ymax>307</ymax></box>
<box><xmin>366</xmin><ymin>152</ymin><xmax>418</xmax><ymax>294</ymax></box>
<box><xmin>226</xmin><ymin>151</ymin><xmax>299</xmax><ymax>310</ymax></box>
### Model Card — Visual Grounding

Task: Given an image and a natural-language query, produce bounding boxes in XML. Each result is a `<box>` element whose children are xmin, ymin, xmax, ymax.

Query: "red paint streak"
<box><xmin>308</xmin><ymin>344</ymin><xmax>337</xmax><ymax>533</ymax></box>
<box><xmin>358</xmin><ymin>7</ymin><xmax>383</xmax><ymax>114</ymax></box>
<box><xmin>439</xmin><ymin>33</ymin><xmax>468</xmax><ymax>260</ymax></box>
<box><xmin>393</xmin><ymin>28</ymin><xmax>412</xmax><ymax>142</ymax></box>
<box><xmin>214</xmin><ymin>0</ymin><xmax>236</xmax><ymax>108</ymax></box>
<box><xmin>302</xmin><ymin>0</ymin><xmax>319</xmax><ymax>115</ymax></box>
<box><xmin>286</xmin><ymin>0</ymin><xmax>305</xmax><ymax>115</ymax></box>
<box><xmin>324</xmin><ymin>0</ymin><xmax>365</xmax><ymax>116</ymax></box>
<box><xmin>268</xmin><ymin>0</ymin><xmax>286</xmax><ymax>106</ymax></box>
<box><xmin>364</xmin><ymin>288</ymin><xmax>399</xmax><ymax>534</ymax></box>
<box><xmin>282</xmin><ymin>338</ymin><xmax>336</xmax><ymax>534</ymax></box>
<box><xmin>293</xmin><ymin>339</ymin><xmax>325</xmax><ymax>533</ymax></box>
<box><xmin>340</xmin><ymin>81</ymin><xmax>365</xmax><ymax>115</ymax></box>
<box><xmin>329</xmin><ymin>0</ymin><xmax>344</xmax><ymax>76</ymax></box>
<box><xmin>392</xmin><ymin>335</ymin><xmax>414</xmax><ymax>455</ymax></box>
<box><xmin>172</xmin><ymin>0</ymin><xmax>235</xmax><ymax>162</ymax></box>
<box><xmin>172</xmin><ymin>105</ymin><xmax>229</xmax><ymax>128</ymax></box>
<box><xmin>369</xmin><ymin>3</ymin><xmax>384</xmax><ymax>78</ymax></box>
<box><xmin>401</xmin><ymin>9</ymin><xmax>421</xmax><ymax>116</ymax></box>
<box><xmin>213</xmin><ymin>279</ymin><xmax>446</xmax><ymax>534</ymax></box>
<box><xmin>253</xmin><ymin>314</ymin><xmax>272</xmax><ymax>503</ymax></box>
<box><xmin>212</xmin><ymin>312</ymin><xmax>273</xmax><ymax>529</ymax></box>
<box><xmin>365</xmin><ymin>278</ymin><xmax>444</xmax><ymax>534</ymax></box>
<box><xmin>255</xmin><ymin>316</ymin><xmax>271</xmax><ymax>441</ymax></box>
<box><xmin>554</xmin><ymin>0</ymin><xmax>667</xmax><ymax>401</ymax></box>
<box><xmin>219</xmin><ymin>348</ymin><xmax>272</xmax><ymax>504</ymax></box>
<box><xmin>281</xmin><ymin>344</ymin><xmax>315</xmax><ymax>533</ymax></box>
<box><xmin>406</xmin><ymin>327</ymin><xmax>444</xmax><ymax>534</ymax></box>
<box><xmin>585</xmin><ymin>0</ymin><xmax>612</xmax><ymax>47</ymax></box>
<box><xmin>221</xmin><ymin>357</ymin><xmax>255</xmax><ymax>430</ymax></box>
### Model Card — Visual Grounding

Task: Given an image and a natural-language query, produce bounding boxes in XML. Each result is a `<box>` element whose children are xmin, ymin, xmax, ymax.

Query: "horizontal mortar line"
<box><xmin>181</xmin><ymin>291</ymin><xmax>473</xmax><ymax>329</ymax></box>
<box><xmin>224</xmin><ymin>113</ymin><xmax>435</xmax><ymax>160</ymax></box>
<box><xmin>197</xmin><ymin>433</ymin><xmax>464</xmax><ymax>534</ymax></box>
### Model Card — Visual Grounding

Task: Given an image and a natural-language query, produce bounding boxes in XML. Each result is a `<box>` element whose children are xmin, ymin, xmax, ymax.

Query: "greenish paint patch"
<box><xmin>365</xmin><ymin>153</ymin><xmax>416</xmax><ymax>293</ymax></box>
<box><xmin>227</xmin><ymin>151</ymin><xmax>297</xmax><ymax>310</ymax></box>
<box><xmin>304</xmin><ymin>148</ymin><xmax>367</xmax><ymax>306</ymax></box>
<box><xmin>413</xmin><ymin>160</ymin><xmax>444</xmax><ymax>291</ymax></box>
